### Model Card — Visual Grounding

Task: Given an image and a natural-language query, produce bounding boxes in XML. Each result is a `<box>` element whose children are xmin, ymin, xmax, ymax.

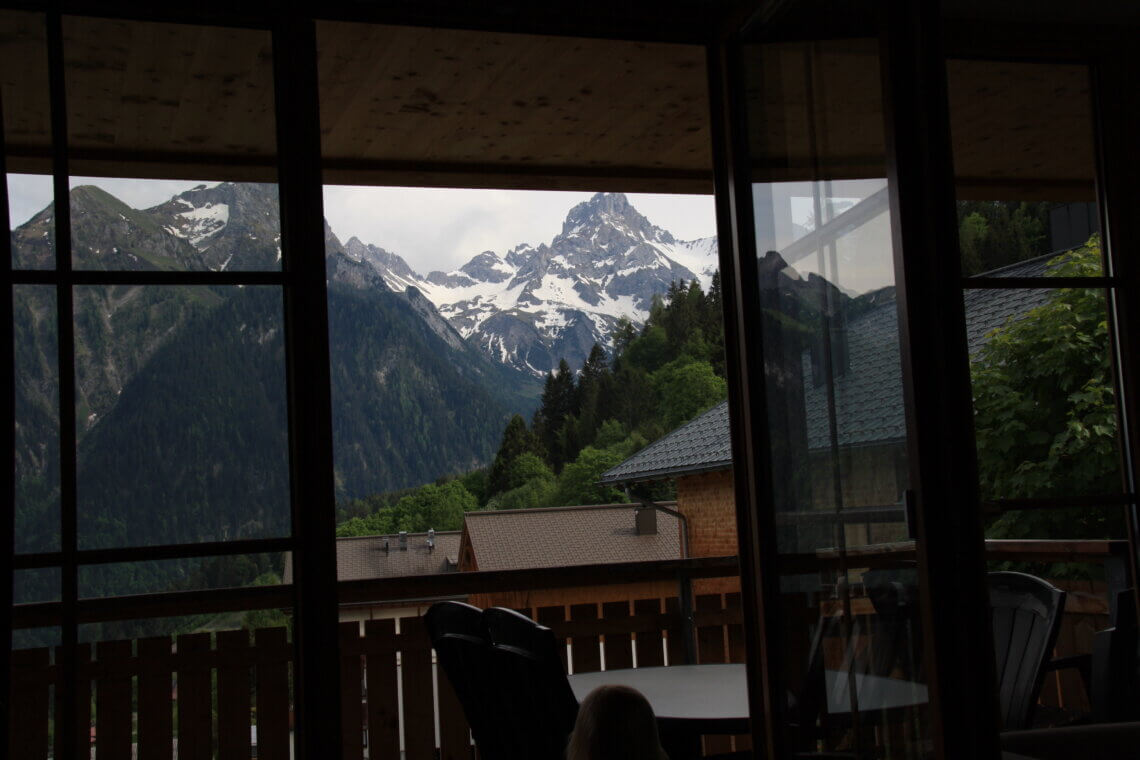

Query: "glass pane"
<box><xmin>14</xmin><ymin>284</ymin><xmax>60</xmax><ymax>554</ymax></box>
<box><xmin>79</xmin><ymin>552</ymin><xmax>286</xmax><ymax>598</ymax></box>
<box><xmin>965</xmin><ymin>283</ymin><xmax>1123</xmax><ymax>502</ymax></box>
<box><xmin>744</xmin><ymin>39</ymin><xmax>929</xmax><ymax>758</ymax></box>
<box><xmin>948</xmin><ymin>61</ymin><xmax>1102</xmax><ymax>275</ymax></box>
<box><xmin>74</xmin><ymin>285</ymin><xmax>290</xmax><ymax>549</ymax></box>
<box><xmin>67</xmin><ymin>177</ymin><xmax>283</xmax><ymax>272</ymax></box>
<box><xmin>14</xmin><ymin>566</ymin><xmax>60</xmax><ymax>604</ymax></box>
<box><xmin>10</xmin><ymin>174</ymin><xmax>55</xmax><ymax>270</ymax></box>
<box><xmin>62</xmin><ymin>16</ymin><xmax>279</xmax><ymax>270</ymax></box>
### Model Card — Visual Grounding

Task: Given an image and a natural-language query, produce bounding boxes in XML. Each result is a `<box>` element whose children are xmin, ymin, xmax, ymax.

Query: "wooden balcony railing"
<box><xmin>8</xmin><ymin>540</ymin><xmax>1132</xmax><ymax>759</ymax></box>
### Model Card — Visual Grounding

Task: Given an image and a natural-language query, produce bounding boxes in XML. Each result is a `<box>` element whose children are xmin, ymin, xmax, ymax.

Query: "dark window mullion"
<box><xmin>45</xmin><ymin>11</ymin><xmax>79</xmax><ymax>760</ymax></box>
<box><xmin>0</xmin><ymin>53</ymin><xmax>16</xmax><ymax>735</ymax></box>
<box><xmin>272</xmin><ymin>14</ymin><xmax>342</xmax><ymax>760</ymax></box>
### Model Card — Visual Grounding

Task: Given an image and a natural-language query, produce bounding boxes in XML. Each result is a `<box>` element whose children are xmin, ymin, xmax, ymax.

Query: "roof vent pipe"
<box><xmin>399</xmin><ymin>531</ymin><xmax>408</xmax><ymax>551</ymax></box>
<box><xmin>635</xmin><ymin>504</ymin><xmax>658</xmax><ymax>535</ymax></box>
<box><xmin>628</xmin><ymin>490</ymin><xmax>689</xmax><ymax>558</ymax></box>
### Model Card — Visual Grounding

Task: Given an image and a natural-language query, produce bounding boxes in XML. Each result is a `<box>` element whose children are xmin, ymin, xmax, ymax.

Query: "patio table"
<box><xmin>568</xmin><ymin>663</ymin><xmax>928</xmax><ymax>731</ymax></box>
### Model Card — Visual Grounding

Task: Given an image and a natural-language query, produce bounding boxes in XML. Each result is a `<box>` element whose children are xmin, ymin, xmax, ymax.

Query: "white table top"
<box><xmin>567</xmin><ymin>663</ymin><xmax>928</xmax><ymax>729</ymax></box>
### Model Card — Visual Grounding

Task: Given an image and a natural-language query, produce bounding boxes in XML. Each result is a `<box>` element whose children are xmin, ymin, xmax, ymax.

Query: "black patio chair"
<box><xmin>989</xmin><ymin>571</ymin><xmax>1067</xmax><ymax>731</ymax></box>
<box><xmin>483</xmin><ymin>607</ymin><xmax>580</xmax><ymax>760</ymax></box>
<box><xmin>424</xmin><ymin>601</ymin><xmax>516</xmax><ymax>760</ymax></box>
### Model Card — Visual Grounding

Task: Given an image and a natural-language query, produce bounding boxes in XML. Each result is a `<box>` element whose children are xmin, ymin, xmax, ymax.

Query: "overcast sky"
<box><xmin>7</xmin><ymin>174</ymin><xmax>718</xmax><ymax>274</ymax></box>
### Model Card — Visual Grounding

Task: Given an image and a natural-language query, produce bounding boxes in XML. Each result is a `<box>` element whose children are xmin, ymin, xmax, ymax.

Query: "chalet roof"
<box><xmin>282</xmin><ymin>530</ymin><xmax>461</xmax><ymax>583</ymax></box>
<box><xmin>602</xmin><ymin>253</ymin><xmax>1059</xmax><ymax>483</ymax></box>
<box><xmin>598</xmin><ymin>402</ymin><xmax>731</xmax><ymax>485</ymax></box>
<box><xmin>460</xmin><ymin>503</ymin><xmax>681</xmax><ymax>571</ymax></box>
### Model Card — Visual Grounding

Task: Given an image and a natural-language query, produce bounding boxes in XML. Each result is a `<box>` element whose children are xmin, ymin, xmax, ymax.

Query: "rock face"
<box><xmin>361</xmin><ymin>191</ymin><xmax>720</xmax><ymax>376</ymax></box>
<box><xmin>143</xmin><ymin>182</ymin><xmax>283</xmax><ymax>271</ymax></box>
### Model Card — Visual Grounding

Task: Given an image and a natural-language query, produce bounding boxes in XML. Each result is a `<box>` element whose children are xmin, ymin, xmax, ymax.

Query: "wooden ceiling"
<box><xmin>316</xmin><ymin>21</ymin><xmax>711</xmax><ymax>191</ymax></box>
<box><xmin>0</xmin><ymin>10</ymin><xmax>1103</xmax><ymax>198</ymax></box>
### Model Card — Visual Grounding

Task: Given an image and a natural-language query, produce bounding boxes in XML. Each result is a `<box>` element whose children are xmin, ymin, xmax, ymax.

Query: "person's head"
<box><xmin>566</xmin><ymin>684</ymin><xmax>669</xmax><ymax>760</ymax></box>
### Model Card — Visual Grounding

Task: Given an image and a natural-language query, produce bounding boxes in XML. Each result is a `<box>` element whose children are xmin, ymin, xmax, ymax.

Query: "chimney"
<box><xmin>398</xmin><ymin>531</ymin><xmax>408</xmax><ymax>551</ymax></box>
<box><xmin>635</xmin><ymin>505</ymin><xmax>657</xmax><ymax>535</ymax></box>
<box><xmin>426</xmin><ymin>528</ymin><xmax>435</xmax><ymax>552</ymax></box>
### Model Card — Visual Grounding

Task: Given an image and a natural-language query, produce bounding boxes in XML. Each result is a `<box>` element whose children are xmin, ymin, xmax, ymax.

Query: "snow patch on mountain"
<box><xmin>169</xmin><ymin>202</ymin><xmax>229</xmax><ymax>247</ymax></box>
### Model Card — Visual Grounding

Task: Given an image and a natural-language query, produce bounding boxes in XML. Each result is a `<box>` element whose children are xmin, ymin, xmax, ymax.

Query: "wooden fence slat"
<box><xmin>254</xmin><ymin>627</ymin><xmax>290</xmax><ymax>760</ymax></box>
<box><xmin>177</xmin><ymin>633</ymin><xmax>213</xmax><ymax>760</ymax></box>
<box><xmin>9</xmin><ymin>648</ymin><xmax>51</xmax><ymax>760</ymax></box>
<box><xmin>633</xmin><ymin>598</ymin><xmax>666</xmax><ymax>668</ymax></box>
<box><xmin>569</xmin><ymin>603</ymin><xmax>602</xmax><ymax>674</ymax></box>
<box><xmin>339</xmin><ymin>623</ymin><xmax>365</xmax><ymax>760</ymax></box>
<box><xmin>437</xmin><ymin>652</ymin><xmax>473</xmax><ymax>760</ymax></box>
<box><xmin>664</xmin><ymin>597</ymin><xmax>686</xmax><ymax>666</ymax></box>
<box><xmin>365</xmin><ymin>619</ymin><xmax>401</xmax><ymax>760</ymax></box>
<box><xmin>724</xmin><ymin>593</ymin><xmax>751</xmax><ymax>753</ymax></box>
<box><xmin>695</xmin><ymin>595</ymin><xmax>731</xmax><ymax>756</ymax></box>
<box><xmin>400</xmin><ymin>617</ymin><xmax>437</xmax><ymax>760</ymax></box>
<box><xmin>137</xmin><ymin>636</ymin><xmax>174</xmax><ymax>760</ymax></box>
<box><xmin>601</xmin><ymin>601</ymin><xmax>634</xmax><ymax>671</ymax></box>
<box><xmin>537</xmin><ymin>606</ymin><xmax>569</xmax><ymax>672</ymax></box>
<box><xmin>95</xmin><ymin>639</ymin><xmax>133</xmax><ymax>760</ymax></box>
<box><xmin>217</xmin><ymin>630</ymin><xmax>252</xmax><ymax>760</ymax></box>
<box><xmin>58</xmin><ymin>643</ymin><xmax>93</xmax><ymax>758</ymax></box>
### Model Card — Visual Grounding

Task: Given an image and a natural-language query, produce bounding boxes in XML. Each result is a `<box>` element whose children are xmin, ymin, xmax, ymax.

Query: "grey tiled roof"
<box><xmin>462</xmin><ymin>503</ymin><xmax>681</xmax><ymax>571</ymax></box>
<box><xmin>602</xmin><ymin>252</ymin><xmax>1063</xmax><ymax>482</ymax></box>
<box><xmin>598</xmin><ymin>402</ymin><xmax>731</xmax><ymax>484</ymax></box>
<box><xmin>803</xmin><ymin>301</ymin><xmax>905</xmax><ymax>450</ymax></box>
<box><xmin>283</xmin><ymin>530</ymin><xmax>461</xmax><ymax>583</ymax></box>
<box><xmin>963</xmin><ymin>256</ymin><xmax>1052</xmax><ymax>354</ymax></box>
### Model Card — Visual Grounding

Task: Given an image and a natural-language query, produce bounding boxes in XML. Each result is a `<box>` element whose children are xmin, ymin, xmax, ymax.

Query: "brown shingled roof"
<box><xmin>460</xmin><ymin>503</ymin><xmax>681</xmax><ymax>572</ymax></box>
<box><xmin>283</xmin><ymin>530</ymin><xmax>461</xmax><ymax>583</ymax></box>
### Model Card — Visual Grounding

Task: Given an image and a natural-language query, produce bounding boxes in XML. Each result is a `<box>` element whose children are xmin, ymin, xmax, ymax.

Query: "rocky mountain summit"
<box><xmin>351</xmin><ymin>191</ymin><xmax>719</xmax><ymax>376</ymax></box>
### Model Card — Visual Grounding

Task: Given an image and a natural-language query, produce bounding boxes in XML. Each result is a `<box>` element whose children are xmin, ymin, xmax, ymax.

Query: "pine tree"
<box><xmin>487</xmin><ymin>414</ymin><xmax>542</xmax><ymax>496</ymax></box>
<box><xmin>533</xmin><ymin>359</ymin><xmax>577</xmax><ymax>470</ymax></box>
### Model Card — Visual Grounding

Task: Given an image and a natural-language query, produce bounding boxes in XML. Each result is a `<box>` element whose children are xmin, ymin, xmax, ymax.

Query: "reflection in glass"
<box><xmin>742</xmin><ymin>36</ymin><xmax>930</xmax><ymax>758</ymax></box>
<box><xmin>14</xmin><ymin>284</ymin><xmax>60</xmax><ymax>553</ymax></box>
<box><xmin>74</xmin><ymin>285</ymin><xmax>290</xmax><ymax>549</ymax></box>
<box><xmin>754</xmin><ymin>178</ymin><xmax>926</xmax><ymax>756</ymax></box>
<box><xmin>754</xmin><ymin>179</ymin><xmax>906</xmax><ymax>555</ymax></box>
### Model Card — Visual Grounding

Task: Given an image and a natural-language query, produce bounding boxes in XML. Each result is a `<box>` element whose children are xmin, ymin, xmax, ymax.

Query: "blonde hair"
<box><xmin>566</xmin><ymin>684</ymin><xmax>669</xmax><ymax>760</ymax></box>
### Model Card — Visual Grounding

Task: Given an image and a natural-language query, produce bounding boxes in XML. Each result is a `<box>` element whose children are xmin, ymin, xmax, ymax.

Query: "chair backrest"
<box><xmin>483</xmin><ymin>607</ymin><xmax>579</xmax><ymax>759</ymax></box>
<box><xmin>424</xmin><ymin>602</ymin><xmax>513</xmax><ymax>760</ymax></box>
<box><xmin>988</xmin><ymin>571</ymin><xmax>1067</xmax><ymax>731</ymax></box>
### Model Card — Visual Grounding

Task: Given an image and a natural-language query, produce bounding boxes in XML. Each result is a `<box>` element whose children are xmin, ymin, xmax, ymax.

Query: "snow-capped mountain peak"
<box><xmin>357</xmin><ymin>192</ymin><xmax>719</xmax><ymax>377</ymax></box>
